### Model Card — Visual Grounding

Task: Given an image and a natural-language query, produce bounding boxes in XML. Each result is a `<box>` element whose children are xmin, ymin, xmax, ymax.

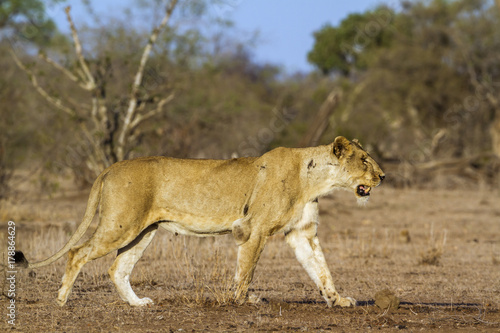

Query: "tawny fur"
<box><xmin>17</xmin><ymin>136</ymin><xmax>385</xmax><ymax>308</ymax></box>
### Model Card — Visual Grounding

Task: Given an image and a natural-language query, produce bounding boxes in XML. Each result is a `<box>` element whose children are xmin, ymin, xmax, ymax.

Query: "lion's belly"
<box><xmin>153</xmin><ymin>206</ymin><xmax>237</xmax><ymax>237</ymax></box>
<box><xmin>158</xmin><ymin>220</ymin><xmax>233</xmax><ymax>237</ymax></box>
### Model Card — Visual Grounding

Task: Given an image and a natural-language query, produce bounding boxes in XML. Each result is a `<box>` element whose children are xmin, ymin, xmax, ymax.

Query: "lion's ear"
<box><xmin>333</xmin><ymin>136</ymin><xmax>351</xmax><ymax>159</ymax></box>
<box><xmin>352</xmin><ymin>138</ymin><xmax>363</xmax><ymax>148</ymax></box>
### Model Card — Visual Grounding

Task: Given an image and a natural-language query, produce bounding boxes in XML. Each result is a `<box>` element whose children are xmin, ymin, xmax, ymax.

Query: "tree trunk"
<box><xmin>299</xmin><ymin>91</ymin><xmax>340</xmax><ymax>147</ymax></box>
<box><xmin>491</xmin><ymin>109</ymin><xmax>500</xmax><ymax>158</ymax></box>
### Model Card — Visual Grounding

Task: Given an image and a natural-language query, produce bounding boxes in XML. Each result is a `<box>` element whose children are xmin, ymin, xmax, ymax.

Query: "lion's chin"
<box><xmin>356</xmin><ymin>195</ymin><xmax>370</xmax><ymax>206</ymax></box>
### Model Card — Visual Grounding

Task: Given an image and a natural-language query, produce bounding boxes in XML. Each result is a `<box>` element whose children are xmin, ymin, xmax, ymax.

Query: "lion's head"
<box><xmin>333</xmin><ymin>136</ymin><xmax>385</xmax><ymax>204</ymax></box>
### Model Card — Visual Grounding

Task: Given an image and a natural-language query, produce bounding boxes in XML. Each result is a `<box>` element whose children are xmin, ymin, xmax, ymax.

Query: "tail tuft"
<box><xmin>14</xmin><ymin>251</ymin><xmax>29</xmax><ymax>268</ymax></box>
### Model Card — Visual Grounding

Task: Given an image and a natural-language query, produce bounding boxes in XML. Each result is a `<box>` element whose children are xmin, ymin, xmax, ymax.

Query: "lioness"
<box><xmin>16</xmin><ymin>136</ymin><xmax>384</xmax><ymax>307</ymax></box>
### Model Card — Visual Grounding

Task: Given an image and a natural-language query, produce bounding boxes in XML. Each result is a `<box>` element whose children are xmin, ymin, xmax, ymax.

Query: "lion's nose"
<box><xmin>379</xmin><ymin>175</ymin><xmax>385</xmax><ymax>182</ymax></box>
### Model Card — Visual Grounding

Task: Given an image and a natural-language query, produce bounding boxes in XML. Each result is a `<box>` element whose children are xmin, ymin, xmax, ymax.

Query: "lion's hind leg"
<box><xmin>57</xmin><ymin>236</ymin><xmax>119</xmax><ymax>306</ymax></box>
<box><xmin>108</xmin><ymin>224</ymin><xmax>158</xmax><ymax>306</ymax></box>
<box><xmin>234</xmin><ymin>233</ymin><xmax>268</xmax><ymax>302</ymax></box>
<box><xmin>57</xmin><ymin>241</ymin><xmax>92</xmax><ymax>306</ymax></box>
<box><xmin>57</xmin><ymin>214</ymin><xmax>152</xmax><ymax>306</ymax></box>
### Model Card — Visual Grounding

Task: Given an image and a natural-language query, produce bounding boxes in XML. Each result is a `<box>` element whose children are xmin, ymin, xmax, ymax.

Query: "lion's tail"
<box><xmin>15</xmin><ymin>172</ymin><xmax>106</xmax><ymax>269</ymax></box>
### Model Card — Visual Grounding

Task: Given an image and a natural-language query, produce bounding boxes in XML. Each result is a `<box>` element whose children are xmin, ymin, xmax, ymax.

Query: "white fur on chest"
<box><xmin>283</xmin><ymin>200</ymin><xmax>319</xmax><ymax>235</ymax></box>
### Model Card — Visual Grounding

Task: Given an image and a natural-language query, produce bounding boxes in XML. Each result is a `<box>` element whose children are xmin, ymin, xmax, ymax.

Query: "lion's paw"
<box><xmin>247</xmin><ymin>293</ymin><xmax>261</xmax><ymax>305</ymax></box>
<box><xmin>336</xmin><ymin>296</ymin><xmax>357</xmax><ymax>307</ymax></box>
<box><xmin>130</xmin><ymin>297</ymin><xmax>154</xmax><ymax>307</ymax></box>
<box><xmin>56</xmin><ymin>297</ymin><xmax>67</xmax><ymax>307</ymax></box>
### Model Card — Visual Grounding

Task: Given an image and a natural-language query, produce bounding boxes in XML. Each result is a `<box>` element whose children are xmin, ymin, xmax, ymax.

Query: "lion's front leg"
<box><xmin>285</xmin><ymin>202</ymin><xmax>356</xmax><ymax>307</ymax></box>
<box><xmin>310</xmin><ymin>235</ymin><xmax>356</xmax><ymax>307</ymax></box>
<box><xmin>286</xmin><ymin>229</ymin><xmax>355</xmax><ymax>307</ymax></box>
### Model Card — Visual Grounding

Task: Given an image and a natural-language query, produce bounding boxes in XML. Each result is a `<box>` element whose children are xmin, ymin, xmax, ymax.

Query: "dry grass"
<box><xmin>1</xmin><ymin>186</ymin><xmax>500</xmax><ymax>331</ymax></box>
<box><xmin>418</xmin><ymin>224</ymin><xmax>447</xmax><ymax>266</ymax></box>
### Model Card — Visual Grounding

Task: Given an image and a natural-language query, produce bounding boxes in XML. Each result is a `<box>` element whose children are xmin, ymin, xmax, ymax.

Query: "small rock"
<box><xmin>399</xmin><ymin>230</ymin><xmax>411</xmax><ymax>243</ymax></box>
<box><xmin>374</xmin><ymin>289</ymin><xmax>400</xmax><ymax>311</ymax></box>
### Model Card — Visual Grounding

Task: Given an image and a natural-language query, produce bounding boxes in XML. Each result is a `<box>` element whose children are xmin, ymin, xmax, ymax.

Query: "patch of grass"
<box><xmin>418</xmin><ymin>224</ymin><xmax>447</xmax><ymax>266</ymax></box>
<box><xmin>339</xmin><ymin>228</ymin><xmax>396</xmax><ymax>259</ymax></box>
<box><xmin>419</xmin><ymin>246</ymin><xmax>443</xmax><ymax>265</ymax></box>
<box><xmin>4</xmin><ymin>187</ymin><xmax>500</xmax><ymax>332</ymax></box>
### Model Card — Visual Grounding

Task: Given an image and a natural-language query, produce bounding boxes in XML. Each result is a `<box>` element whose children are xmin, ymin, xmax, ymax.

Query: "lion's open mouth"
<box><xmin>356</xmin><ymin>185</ymin><xmax>371</xmax><ymax>197</ymax></box>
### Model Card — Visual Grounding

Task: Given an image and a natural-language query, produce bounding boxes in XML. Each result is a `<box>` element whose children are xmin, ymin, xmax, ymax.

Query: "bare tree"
<box><xmin>491</xmin><ymin>0</ymin><xmax>500</xmax><ymax>157</ymax></box>
<box><xmin>452</xmin><ymin>34</ymin><xmax>500</xmax><ymax>158</ymax></box>
<box><xmin>11</xmin><ymin>0</ymin><xmax>178</xmax><ymax>182</ymax></box>
<box><xmin>298</xmin><ymin>90</ymin><xmax>340</xmax><ymax>147</ymax></box>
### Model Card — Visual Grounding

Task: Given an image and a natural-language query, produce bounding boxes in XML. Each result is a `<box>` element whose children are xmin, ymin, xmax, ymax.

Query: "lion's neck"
<box><xmin>298</xmin><ymin>145</ymin><xmax>345</xmax><ymax>201</ymax></box>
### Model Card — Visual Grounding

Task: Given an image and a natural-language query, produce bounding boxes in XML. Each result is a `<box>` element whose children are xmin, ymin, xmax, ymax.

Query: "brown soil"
<box><xmin>1</xmin><ymin>186</ymin><xmax>500</xmax><ymax>332</ymax></box>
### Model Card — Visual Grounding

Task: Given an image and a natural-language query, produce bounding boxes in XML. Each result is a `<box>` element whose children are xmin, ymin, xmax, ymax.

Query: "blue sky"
<box><xmin>46</xmin><ymin>0</ymin><xmax>388</xmax><ymax>73</ymax></box>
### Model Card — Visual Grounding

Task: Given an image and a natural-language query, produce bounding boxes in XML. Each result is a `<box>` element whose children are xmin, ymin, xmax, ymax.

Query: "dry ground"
<box><xmin>1</xmin><ymin>185</ymin><xmax>500</xmax><ymax>332</ymax></box>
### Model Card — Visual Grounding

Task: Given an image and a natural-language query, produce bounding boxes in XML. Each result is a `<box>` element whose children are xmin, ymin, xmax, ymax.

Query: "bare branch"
<box><xmin>38</xmin><ymin>52</ymin><xmax>77</xmax><ymax>81</ymax></box>
<box><xmin>129</xmin><ymin>93</ymin><xmax>175</xmax><ymax>130</ymax></box>
<box><xmin>340</xmin><ymin>80</ymin><xmax>367</xmax><ymax>123</ymax></box>
<box><xmin>38</xmin><ymin>52</ymin><xmax>93</xmax><ymax>91</ymax></box>
<box><xmin>38</xmin><ymin>49</ymin><xmax>109</xmax><ymax>146</ymax></box>
<box><xmin>452</xmin><ymin>32</ymin><xmax>500</xmax><ymax>108</ymax></box>
<box><xmin>90</xmin><ymin>96</ymin><xmax>101</xmax><ymax>130</ymax></box>
<box><xmin>415</xmin><ymin>153</ymin><xmax>494</xmax><ymax>171</ymax></box>
<box><xmin>10</xmin><ymin>49</ymin><xmax>78</xmax><ymax>118</ymax></box>
<box><xmin>486</xmin><ymin>92</ymin><xmax>500</xmax><ymax>109</ymax></box>
<box><xmin>299</xmin><ymin>90</ymin><xmax>341</xmax><ymax>147</ymax></box>
<box><xmin>64</xmin><ymin>6</ymin><xmax>96</xmax><ymax>90</ymax></box>
<box><xmin>116</xmin><ymin>0</ymin><xmax>178</xmax><ymax>161</ymax></box>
